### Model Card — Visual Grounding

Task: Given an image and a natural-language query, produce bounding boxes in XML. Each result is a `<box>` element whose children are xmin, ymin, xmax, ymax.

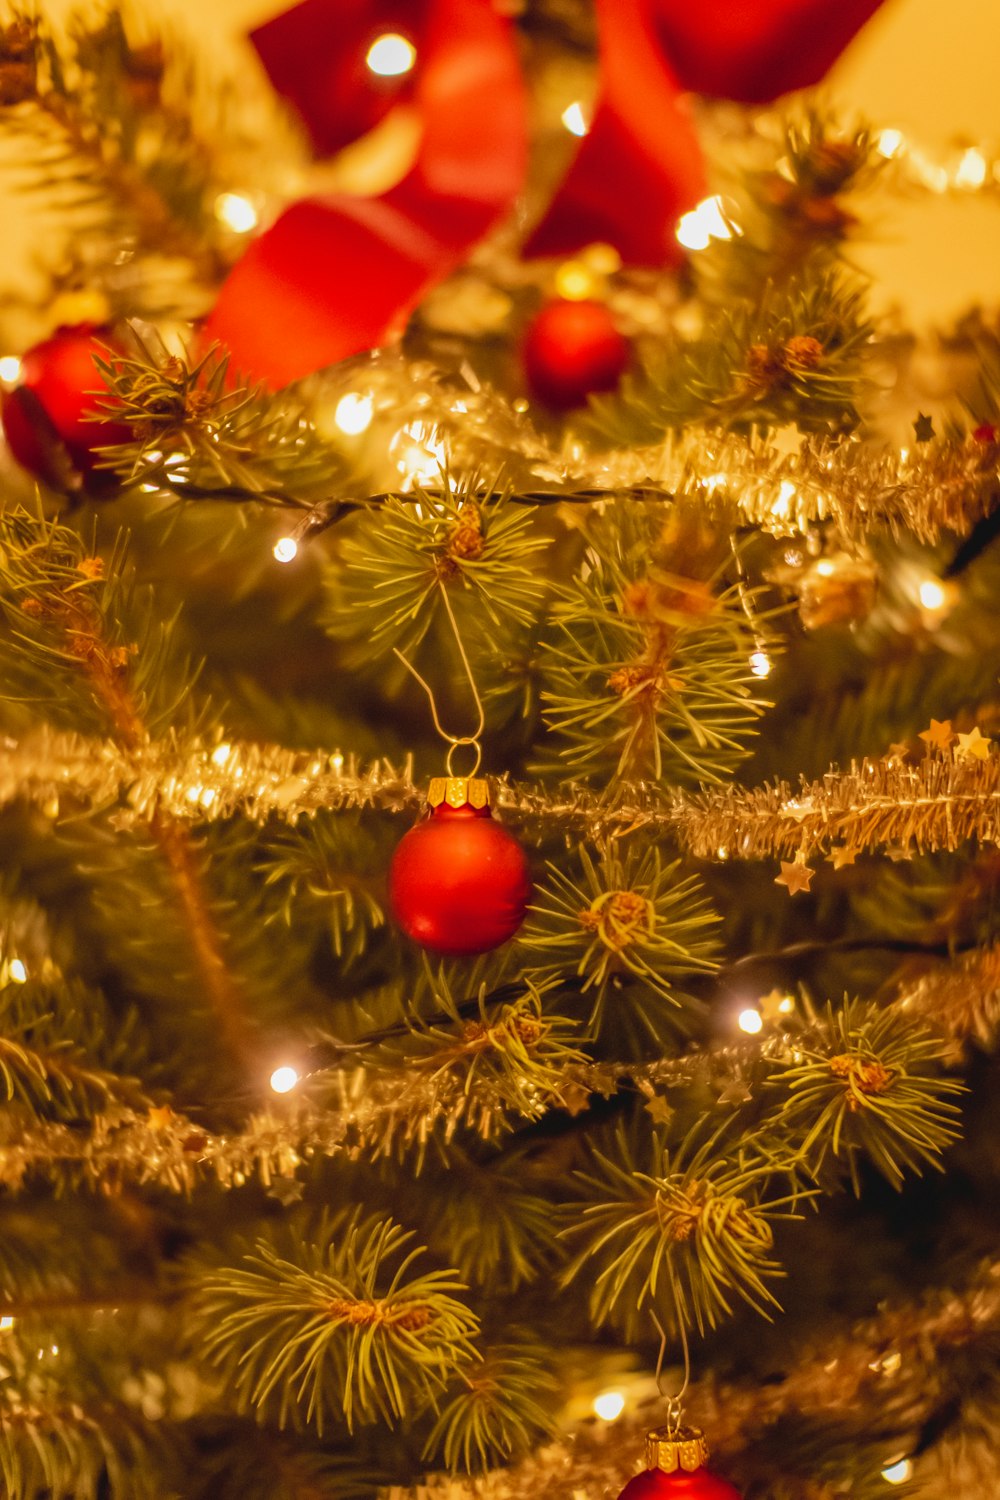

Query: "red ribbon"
<box><xmin>207</xmin><ymin>0</ymin><xmax>882</xmax><ymax>388</ymax></box>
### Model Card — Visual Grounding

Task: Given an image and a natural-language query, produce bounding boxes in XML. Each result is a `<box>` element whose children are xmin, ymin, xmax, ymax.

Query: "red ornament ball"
<box><xmin>1</xmin><ymin>325</ymin><xmax>131</xmax><ymax>489</ymax></box>
<box><xmin>389</xmin><ymin>802</ymin><xmax>531</xmax><ymax>957</ymax></box>
<box><xmin>618</xmin><ymin>1466</ymin><xmax>741</xmax><ymax>1500</ymax></box>
<box><xmin>523</xmin><ymin>298</ymin><xmax>630</xmax><ymax>410</ymax></box>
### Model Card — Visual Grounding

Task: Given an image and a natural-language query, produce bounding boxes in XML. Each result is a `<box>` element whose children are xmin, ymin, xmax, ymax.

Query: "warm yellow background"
<box><xmin>2</xmin><ymin>0</ymin><xmax>999</xmax><ymax>330</ymax></box>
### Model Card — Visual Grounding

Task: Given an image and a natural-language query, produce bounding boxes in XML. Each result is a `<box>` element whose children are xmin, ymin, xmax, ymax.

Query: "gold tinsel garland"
<box><xmin>4</xmin><ymin>726</ymin><xmax>999</xmax><ymax>860</ymax></box>
<box><xmin>385</xmin><ymin>1255</ymin><xmax>1000</xmax><ymax>1500</ymax></box>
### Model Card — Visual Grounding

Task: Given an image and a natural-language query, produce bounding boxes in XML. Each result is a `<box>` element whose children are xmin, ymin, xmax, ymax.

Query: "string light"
<box><xmin>366</xmin><ymin>33</ymin><xmax>417</xmax><ymax>77</ymax></box>
<box><xmin>918</xmin><ymin>577</ymin><xmax>947</xmax><ymax>611</ymax></box>
<box><xmin>555</xmin><ymin>260</ymin><xmax>599</xmax><ymax>300</ymax></box>
<box><xmin>877</xmin><ymin>127</ymin><xmax>905</xmax><ymax>158</ymax></box>
<box><xmin>955</xmin><ymin>146</ymin><xmax>987</xmax><ymax>189</ymax></box>
<box><xmin>881</xmin><ymin>1458</ymin><xmax>913</xmax><ymax>1485</ymax></box>
<box><xmin>334</xmin><ymin>392</ymin><xmax>374</xmax><ymax>435</ymax></box>
<box><xmin>738</xmin><ymin>1008</ymin><xmax>763</xmax><ymax>1035</ymax></box>
<box><xmin>676</xmin><ymin>195</ymin><xmax>738</xmax><ymax>251</ymax></box>
<box><xmin>749</xmin><ymin>650</ymin><xmax>772</xmax><ymax>679</ymax></box>
<box><xmin>269</xmin><ymin>1065</ymin><xmax>300</xmax><ymax>1095</ymax></box>
<box><xmin>8</xmin><ymin>959</ymin><xmax>26</xmax><ymax>984</ymax></box>
<box><xmin>561</xmin><ymin>101</ymin><xmax>590</xmax><ymax>138</ymax></box>
<box><xmin>211</xmin><ymin>743</ymin><xmax>232</xmax><ymax>768</ymax></box>
<box><xmin>273</xmin><ymin>537</ymin><xmax>299</xmax><ymax>564</ymax></box>
<box><xmin>779</xmin><ymin>996</ymin><xmax>796</xmax><ymax>1014</ymax></box>
<box><xmin>592</xmin><ymin>1389</ymin><xmax>626</xmax><ymax>1421</ymax></box>
<box><xmin>214</xmin><ymin>192</ymin><xmax>258</xmax><ymax>234</ymax></box>
<box><xmin>0</xmin><ymin>1317</ymin><xmax>14</xmax><ymax>1331</ymax></box>
<box><xmin>0</xmin><ymin>355</ymin><xmax>21</xmax><ymax>384</ymax></box>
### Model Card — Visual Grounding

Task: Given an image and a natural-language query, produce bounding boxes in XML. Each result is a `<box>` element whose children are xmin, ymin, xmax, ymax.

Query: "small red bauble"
<box><xmin>1</xmin><ymin>324</ymin><xmax>131</xmax><ymax>489</ymax></box>
<box><xmin>616</xmin><ymin>1429</ymin><xmax>741</xmax><ymax>1500</ymax></box>
<box><xmin>522</xmin><ymin>298</ymin><xmax>630</xmax><ymax>410</ymax></box>
<box><xmin>618</xmin><ymin>1465</ymin><xmax>741</xmax><ymax>1500</ymax></box>
<box><xmin>389</xmin><ymin>778</ymin><xmax>531</xmax><ymax>957</ymax></box>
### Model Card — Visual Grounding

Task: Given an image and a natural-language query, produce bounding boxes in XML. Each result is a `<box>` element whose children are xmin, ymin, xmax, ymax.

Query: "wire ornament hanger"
<box><xmin>392</xmin><ymin>585</ymin><xmax>485</xmax><ymax>778</ymax></box>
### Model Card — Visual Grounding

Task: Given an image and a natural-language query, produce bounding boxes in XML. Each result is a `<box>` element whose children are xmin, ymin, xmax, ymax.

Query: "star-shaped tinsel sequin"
<box><xmin>758</xmin><ymin>987</ymin><xmax>795</xmax><ymax>1024</ymax></box>
<box><xmin>719</xmin><ymin>1079</ymin><xmax>753</xmax><ymax>1106</ymax></box>
<box><xmin>919</xmin><ymin>718</ymin><xmax>955</xmax><ymax>751</ymax></box>
<box><xmin>886</xmin><ymin>742</ymin><xmax>910</xmax><ymax>762</ymax></box>
<box><xmin>956</xmin><ymin>726</ymin><xmax>992</xmax><ymax>761</ymax></box>
<box><xmin>913</xmin><ymin>412</ymin><xmax>935</xmax><ymax>444</ymax></box>
<box><xmin>775</xmin><ymin>857</ymin><xmax>815</xmax><ymax>895</ymax></box>
<box><xmin>829</xmin><ymin>845</ymin><xmax>858</xmax><ymax>869</ymax></box>
<box><xmin>644</xmin><ymin>1093</ymin><xmax>673</xmax><ymax>1126</ymax></box>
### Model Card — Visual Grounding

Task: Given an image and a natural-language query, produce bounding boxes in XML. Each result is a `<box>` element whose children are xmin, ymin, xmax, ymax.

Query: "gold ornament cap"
<box><xmin>645</xmin><ymin>1426</ymin><xmax>710</xmax><ymax>1474</ymax></box>
<box><xmin>427</xmin><ymin>776</ymin><xmax>490</xmax><ymax>811</ymax></box>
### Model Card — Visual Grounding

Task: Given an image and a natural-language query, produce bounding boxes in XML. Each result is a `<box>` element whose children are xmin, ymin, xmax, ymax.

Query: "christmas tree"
<box><xmin>0</xmin><ymin>1</ymin><xmax>998</xmax><ymax>1495</ymax></box>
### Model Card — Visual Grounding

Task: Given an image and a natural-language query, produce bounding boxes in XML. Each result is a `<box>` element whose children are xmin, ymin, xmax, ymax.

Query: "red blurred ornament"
<box><xmin>972</xmin><ymin>422</ymin><xmax>997</xmax><ymax>443</ymax></box>
<box><xmin>523</xmin><ymin>299</ymin><xmax>630</xmax><ymax>411</ymax></box>
<box><xmin>616</xmin><ymin>1428</ymin><xmax>741</xmax><ymax>1500</ymax></box>
<box><xmin>1</xmin><ymin>325</ymin><xmax>130</xmax><ymax>491</ymax></box>
<box><xmin>389</xmin><ymin>776</ymin><xmax>531</xmax><ymax>957</ymax></box>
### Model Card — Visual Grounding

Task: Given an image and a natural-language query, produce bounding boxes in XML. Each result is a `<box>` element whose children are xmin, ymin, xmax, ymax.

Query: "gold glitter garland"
<box><xmin>3</xmin><ymin>728</ymin><xmax>1000</xmax><ymax>863</ymax></box>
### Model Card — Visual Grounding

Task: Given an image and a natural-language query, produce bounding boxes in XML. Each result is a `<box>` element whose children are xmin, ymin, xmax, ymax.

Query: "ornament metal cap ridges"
<box><xmin>645</xmin><ymin>1425</ymin><xmax>711</xmax><ymax>1474</ymax></box>
<box><xmin>426</xmin><ymin>775</ymin><xmax>490</xmax><ymax>810</ymax></box>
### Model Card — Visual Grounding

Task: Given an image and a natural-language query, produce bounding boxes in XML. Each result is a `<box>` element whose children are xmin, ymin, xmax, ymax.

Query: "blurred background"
<box><xmin>1</xmin><ymin>0</ymin><xmax>999</xmax><ymax>333</ymax></box>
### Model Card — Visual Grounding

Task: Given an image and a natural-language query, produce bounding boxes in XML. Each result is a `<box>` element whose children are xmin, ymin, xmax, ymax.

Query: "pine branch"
<box><xmin>0</xmin><ymin>510</ymin><xmax>262</xmax><ymax>1073</ymax></box>
<box><xmin>193</xmin><ymin>1214</ymin><xmax>480</xmax><ymax>1435</ymax></box>
<box><xmin>322</xmin><ymin>477</ymin><xmax>546</xmax><ymax>657</ymax></box>
<box><xmin>563</xmin><ymin>1127</ymin><xmax>805</xmax><ymax>1339</ymax></box>
<box><xmin>0</xmin><ymin>12</ymin><xmax>227</xmax><ymax>285</ymax></box>
<box><xmin>95</xmin><ymin>339</ymin><xmax>347</xmax><ymax>503</ymax></box>
<box><xmin>537</xmin><ymin>503</ymin><xmax>768</xmax><ymax>787</ymax></box>
<box><xmin>423</xmin><ymin>1343</ymin><xmax>558</xmax><ymax>1472</ymax></box>
<box><xmin>768</xmin><ymin>999</ymin><xmax>963</xmax><ymax>1192</ymax></box>
<box><xmin>523</xmin><ymin>842</ymin><xmax>719</xmax><ymax>1035</ymax></box>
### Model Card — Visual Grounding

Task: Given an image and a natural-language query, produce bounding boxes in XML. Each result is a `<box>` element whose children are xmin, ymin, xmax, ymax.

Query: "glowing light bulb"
<box><xmin>779</xmin><ymin>996</ymin><xmax>796</xmax><ymax>1014</ymax></box>
<box><xmin>877</xmin><ymin>128</ymin><xmax>904</xmax><ymax>158</ymax></box>
<box><xmin>881</xmin><ymin>1458</ymin><xmax>913</xmax><ymax>1485</ymax></box>
<box><xmin>0</xmin><ymin>355</ymin><xmax>21</xmax><ymax>384</ymax></box>
<box><xmin>955</xmin><ymin>147</ymin><xmax>987</xmax><ymax>189</ymax></box>
<box><xmin>0</xmin><ymin>1317</ymin><xmax>14</xmax><ymax>1331</ymax></box>
<box><xmin>749</xmin><ymin>650</ymin><xmax>772</xmax><ymax>679</ymax></box>
<box><xmin>273</xmin><ymin>537</ymin><xmax>299</xmax><ymax>564</ymax></box>
<box><xmin>676</xmin><ymin>195</ymin><xmax>737</xmax><ymax>251</ymax></box>
<box><xmin>211</xmin><ymin>743</ymin><xmax>232</xmax><ymax>767</ymax></box>
<box><xmin>918</xmin><ymin>578</ymin><xmax>946</xmax><ymax>611</ymax></box>
<box><xmin>738</xmin><ymin>1008</ymin><xmax>763</xmax><ymax>1035</ymax></box>
<box><xmin>366</xmin><ymin>33</ymin><xmax>416</xmax><ymax>76</ymax></box>
<box><xmin>593</xmin><ymin>1390</ymin><xmax>626</xmax><ymax>1422</ymax></box>
<box><xmin>8</xmin><ymin>959</ymin><xmax>26</xmax><ymax>984</ymax></box>
<box><xmin>561</xmin><ymin>101</ymin><xmax>590</xmax><ymax>137</ymax></box>
<box><xmin>555</xmin><ymin>260</ymin><xmax>598</xmax><ymax>300</ymax></box>
<box><xmin>270</xmin><ymin>1066</ymin><xmax>300</xmax><ymax>1095</ymax></box>
<box><xmin>815</xmin><ymin>559</ymin><xmax>836</xmax><ymax>577</ymax></box>
<box><xmin>214</xmin><ymin>192</ymin><xmax>258</xmax><ymax>233</ymax></box>
<box><xmin>334</xmin><ymin>392</ymin><xmax>374</xmax><ymax>435</ymax></box>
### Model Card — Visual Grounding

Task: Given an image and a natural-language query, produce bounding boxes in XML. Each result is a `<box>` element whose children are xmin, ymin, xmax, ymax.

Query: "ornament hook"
<box><xmin>652</xmin><ymin>1294</ymin><xmax>690</xmax><ymax>1436</ymax></box>
<box><xmin>393</xmin><ymin>585</ymin><xmax>485</xmax><ymax>771</ymax></box>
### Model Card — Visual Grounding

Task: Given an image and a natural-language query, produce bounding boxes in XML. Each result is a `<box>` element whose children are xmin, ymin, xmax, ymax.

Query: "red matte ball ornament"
<box><xmin>523</xmin><ymin>298</ymin><xmax>630</xmax><ymax>410</ymax></box>
<box><xmin>1</xmin><ymin>325</ymin><xmax>131</xmax><ymax>491</ymax></box>
<box><xmin>389</xmin><ymin>776</ymin><xmax>531</xmax><ymax>957</ymax></box>
<box><xmin>616</xmin><ymin>1429</ymin><xmax>742</xmax><ymax>1500</ymax></box>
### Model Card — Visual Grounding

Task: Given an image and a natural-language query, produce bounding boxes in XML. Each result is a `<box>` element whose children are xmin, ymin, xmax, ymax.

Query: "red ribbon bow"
<box><xmin>207</xmin><ymin>0</ymin><xmax>882</xmax><ymax>388</ymax></box>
